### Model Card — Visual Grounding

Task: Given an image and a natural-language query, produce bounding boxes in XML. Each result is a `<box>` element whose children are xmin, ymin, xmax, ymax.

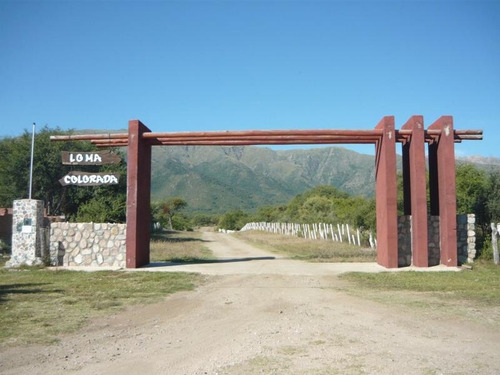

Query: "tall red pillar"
<box><xmin>428</xmin><ymin>116</ymin><xmax>457</xmax><ymax>266</ymax></box>
<box><xmin>401</xmin><ymin>116</ymin><xmax>429</xmax><ymax>267</ymax></box>
<box><xmin>375</xmin><ymin>116</ymin><xmax>398</xmax><ymax>268</ymax></box>
<box><xmin>126</xmin><ymin>120</ymin><xmax>152</xmax><ymax>268</ymax></box>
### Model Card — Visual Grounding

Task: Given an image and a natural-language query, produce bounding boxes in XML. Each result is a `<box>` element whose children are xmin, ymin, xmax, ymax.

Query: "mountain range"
<box><xmin>151</xmin><ymin>145</ymin><xmax>381</xmax><ymax>213</ymax></box>
<box><xmin>149</xmin><ymin>145</ymin><xmax>500</xmax><ymax>214</ymax></box>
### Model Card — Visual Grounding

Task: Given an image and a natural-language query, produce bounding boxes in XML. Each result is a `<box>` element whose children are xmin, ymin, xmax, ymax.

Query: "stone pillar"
<box><xmin>428</xmin><ymin>116</ymin><xmax>458</xmax><ymax>266</ymax></box>
<box><xmin>126</xmin><ymin>119</ymin><xmax>152</xmax><ymax>268</ymax></box>
<box><xmin>401</xmin><ymin>115</ymin><xmax>429</xmax><ymax>267</ymax></box>
<box><xmin>457</xmin><ymin>214</ymin><xmax>476</xmax><ymax>264</ymax></box>
<box><xmin>7</xmin><ymin>199</ymin><xmax>45</xmax><ymax>267</ymax></box>
<box><xmin>397</xmin><ymin>215</ymin><xmax>412</xmax><ymax>267</ymax></box>
<box><xmin>375</xmin><ymin>116</ymin><xmax>398</xmax><ymax>268</ymax></box>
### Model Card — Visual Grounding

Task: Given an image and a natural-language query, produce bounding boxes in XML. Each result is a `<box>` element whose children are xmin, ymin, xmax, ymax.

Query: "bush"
<box><xmin>218</xmin><ymin>210</ymin><xmax>249</xmax><ymax>231</ymax></box>
<box><xmin>190</xmin><ymin>213</ymin><xmax>219</xmax><ymax>227</ymax></box>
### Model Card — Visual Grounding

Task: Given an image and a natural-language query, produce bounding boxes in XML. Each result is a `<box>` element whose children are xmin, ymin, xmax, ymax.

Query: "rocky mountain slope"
<box><xmin>150</xmin><ymin>145</ymin><xmax>378</xmax><ymax>213</ymax></box>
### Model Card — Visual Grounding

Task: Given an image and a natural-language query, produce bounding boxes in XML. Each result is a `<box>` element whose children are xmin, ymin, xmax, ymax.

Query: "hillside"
<box><xmin>151</xmin><ymin>145</ymin><xmax>378</xmax><ymax>213</ymax></box>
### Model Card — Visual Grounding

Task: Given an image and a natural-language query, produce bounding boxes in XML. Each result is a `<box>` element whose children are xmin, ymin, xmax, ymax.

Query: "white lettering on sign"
<box><xmin>69</xmin><ymin>153</ymin><xmax>103</xmax><ymax>163</ymax></box>
<box><xmin>59</xmin><ymin>172</ymin><xmax>120</xmax><ymax>186</ymax></box>
<box><xmin>63</xmin><ymin>174</ymin><xmax>119</xmax><ymax>185</ymax></box>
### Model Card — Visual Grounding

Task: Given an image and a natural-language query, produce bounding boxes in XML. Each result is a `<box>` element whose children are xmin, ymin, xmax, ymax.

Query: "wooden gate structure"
<box><xmin>51</xmin><ymin>116</ymin><xmax>482</xmax><ymax>268</ymax></box>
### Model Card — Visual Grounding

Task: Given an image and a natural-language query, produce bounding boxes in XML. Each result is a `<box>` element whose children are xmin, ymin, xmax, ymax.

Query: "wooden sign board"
<box><xmin>59</xmin><ymin>172</ymin><xmax>120</xmax><ymax>186</ymax></box>
<box><xmin>61</xmin><ymin>150</ymin><xmax>121</xmax><ymax>165</ymax></box>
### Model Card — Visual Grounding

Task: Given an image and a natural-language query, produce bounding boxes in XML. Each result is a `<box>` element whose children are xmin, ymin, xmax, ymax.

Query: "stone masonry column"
<box><xmin>428</xmin><ymin>116</ymin><xmax>458</xmax><ymax>266</ymax></box>
<box><xmin>401</xmin><ymin>115</ymin><xmax>429</xmax><ymax>267</ymax></box>
<box><xmin>375</xmin><ymin>116</ymin><xmax>398</xmax><ymax>268</ymax></box>
<box><xmin>7</xmin><ymin>199</ymin><xmax>45</xmax><ymax>267</ymax></box>
<box><xmin>126</xmin><ymin>120</ymin><xmax>152</xmax><ymax>268</ymax></box>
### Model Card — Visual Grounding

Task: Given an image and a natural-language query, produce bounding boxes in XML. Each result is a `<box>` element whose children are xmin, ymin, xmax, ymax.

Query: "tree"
<box><xmin>299</xmin><ymin>196</ymin><xmax>336</xmax><ymax>223</ymax></box>
<box><xmin>455</xmin><ymin>164</ymin><xmax>495</xmax><ymax>255</ymax></box>
<box><xmin>486</xmin><ymin>171</ymin><xmax>500</xmax><ymax>221</ymax></box>
<box><xmin>0</xmin><ymin>127</ymin><xmax>127</xmax><ymax>222</ymax></box>
<box><xmin>218</xmin><ymin>210</ymin><xmax>249</xmax><ymax>231</ymax></box>
<box><xmin>75</xmin><ymin>195</ymin><xmax>126</xmax><ymax>223</ymax></box>
<box><xmin>456</xmin><ymin>164</ymin><xmax>488</xmax><ymax>217</ymax></box>
<box><xmin>152</xmin><ymin>197</ymin><xmax>188</xmax><ymax>230</ymax></box>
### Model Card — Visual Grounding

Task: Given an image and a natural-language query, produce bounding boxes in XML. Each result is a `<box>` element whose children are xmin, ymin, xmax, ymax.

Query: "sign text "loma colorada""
<box><xmin>59</xmin><ymin>172</ymin><xmax>120</xmax><ymax>186</ymax></box>
<box><xmin>61</xmin><ymin>150</ymin><xmax>121</xmax><ymax>165</ymax></box>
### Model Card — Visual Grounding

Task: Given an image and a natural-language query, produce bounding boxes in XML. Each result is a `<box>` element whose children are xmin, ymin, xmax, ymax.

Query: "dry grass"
<box><xmin>339</xmin><ymin>261</ymin><xmax>500</xmax><ymax>325</ymax></box>
<box><xmin>234</xmin><ymin>230</ymin><xmax>376</xmax><ymax>262</ymax></box>
<box><xmin>150</xmin><ymin>230</ymin><xmax>214</xmax><ymax>263</ymax></box>
<box><xmin>0</xmin><ymin>268</ymin><xmax>201</xmax><ymax>346</ymax></box>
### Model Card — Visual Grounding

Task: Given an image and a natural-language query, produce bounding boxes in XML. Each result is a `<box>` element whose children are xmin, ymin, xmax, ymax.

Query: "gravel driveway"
<box><xmin>1</xmin><ymin>231</ymin><xmax>498</xmax><ymax>374</ymax></box>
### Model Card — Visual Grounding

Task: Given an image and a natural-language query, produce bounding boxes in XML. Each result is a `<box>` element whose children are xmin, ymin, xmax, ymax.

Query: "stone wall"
<box><xmin>428</xmin><ymin>216</ymin><xmax>440</xmax><ymax>266</ymax></box>
<box><xmin>397</xmin><ymin>214</ymin><xmax>475</xmax><ymax>267</ymax></box>
<box><xmin>397</xmin><ymin>215</ymin><xmax>412</xmax><ymax>267</ymax></box>
<box><xmin>7</xmin><ymin>200</ymin><xmax>47</xmax><ymax>267</ymax></box>
<box><xmin>49</xmin><ymin>222</ymin><xmax>126</xmax><ymax>268</ymax></box>
<box><xmin>457</xmin><ymin>214</ymin><xmax>476</xmax><ymax>264</ymax></box>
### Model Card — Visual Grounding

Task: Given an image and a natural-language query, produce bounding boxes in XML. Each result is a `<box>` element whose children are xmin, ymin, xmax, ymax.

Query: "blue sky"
<box><xmin>1</xmin><ymin>0</ymin><xmax>499</xmax><ymax>157</ymax></box>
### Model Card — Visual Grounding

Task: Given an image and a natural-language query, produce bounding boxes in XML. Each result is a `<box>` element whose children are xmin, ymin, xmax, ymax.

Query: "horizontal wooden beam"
<box><xmin>50</xmin><ymin>133</ymin><xmax>128</xmax><ymax>141</ymax></box>
<box><xmin>52</xmin><ymin>127</ymin><xmax>483</xmax><ymax>147</ymax></box>
<box><xmin>150</xmin><ymin>139</ymin><xmax>381</xmax><ymax>146</ymax></box>
<box><xmin>143</xmin><ymin>129</ymin><xmax>384</xmax><ymax>139</ymax></box>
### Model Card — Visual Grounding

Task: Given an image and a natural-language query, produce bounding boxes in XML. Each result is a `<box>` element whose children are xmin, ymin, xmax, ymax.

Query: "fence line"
<box><xmin>240</xmin><ymin>222</ymin><xmax>373</xmax><ymax>248</ymax></box>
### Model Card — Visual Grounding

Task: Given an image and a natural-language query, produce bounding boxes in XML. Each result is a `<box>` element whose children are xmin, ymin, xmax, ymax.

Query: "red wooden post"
<box><xmin>375</xmin><ymin>116</ymin><xmax>398</xmax><ymax>268</ymax></box>
<box><xmin>428</xmin><ymin>116</ymin><xmax>458</xmax><ymax>266</ymax></box>
<box><xmin>126</xmin><ymin>120</ymin><xmax>152</xmax><ymax>268</ymax></box>
<box><xmin>401</xmin><ymin>116</ymin><xmax>429</xmax><ymax>267</ymax></box>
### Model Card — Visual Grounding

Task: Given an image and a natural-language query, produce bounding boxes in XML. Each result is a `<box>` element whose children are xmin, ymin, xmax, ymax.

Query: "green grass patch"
<box><xmin>0</xmin><ymin>267</ymin><xmax>201</xmax><ymax>346</ymax></box>
<box><xmin>150</xmin><ymin>230</ymin><xmax>214</xmax><ymax>263</ymax></box>
<box><xmin>340</xmin><ymin>262</ymin><xmax>500</xmax><ymax>306</ymax></box>
<box><xmin>339</xmin><ymin>262</ymin><xmax>500</xmax><ymax>324</ymax></box>
<box><xmin>235</xmin><ymin>231</ymin><xmax>376</xmax><ymax>262</ymax></box>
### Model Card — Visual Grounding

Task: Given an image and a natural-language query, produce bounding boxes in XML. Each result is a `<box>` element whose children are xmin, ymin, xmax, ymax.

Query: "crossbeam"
<box><xmin>49</xmin><ymin>116</ymin><xmax>483</xmax><ymax>270</ymax></box>
<box><xmin>51</xmin><ymin>128</ymin><xmax>483</xmax><ymax>147</ymax></box>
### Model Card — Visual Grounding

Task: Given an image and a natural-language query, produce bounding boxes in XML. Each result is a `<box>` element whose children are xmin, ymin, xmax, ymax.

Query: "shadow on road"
<box><xmin>145</xmin><ymin>256</ymin><xmax>276</xmax><ymax>267</ymax></box>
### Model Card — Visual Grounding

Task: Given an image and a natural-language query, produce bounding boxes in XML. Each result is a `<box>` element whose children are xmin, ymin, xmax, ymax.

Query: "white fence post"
<box><xmin>239</xmin><ymin>221</ymin><xmax>373</xmax><ymax>248</ymax></box>
<box><xmin>492</xmin><ymin>222</ymin><xmax>499</xmax><ymax>265</ymax></box>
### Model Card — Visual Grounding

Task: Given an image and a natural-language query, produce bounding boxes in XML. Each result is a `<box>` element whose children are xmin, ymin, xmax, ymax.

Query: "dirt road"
<box><xmin>1</xmin><ymin>232</ymin><xmax>499</xmax><ymax>374</ymax></box>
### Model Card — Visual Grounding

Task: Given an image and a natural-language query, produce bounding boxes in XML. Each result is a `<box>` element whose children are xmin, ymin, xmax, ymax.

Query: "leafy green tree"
<box><xmin>152</xmin><ymin>197</ymin><xmax>188</xmax><ymax>230</ymax></box>
<box><xmin>250</xmin><ymin>185</ymin><xmax>376</xmax><ymax>231</ymax></box>
<box><xmin>282</xmin><ymin>185</ymin><xmax>349</xmax><ymax>222</ymax></box>
<box><xmin>218</xmin><ymin>210</ymin><xmax>249</xmax><ymax>230</ymax></box>
<box><xmin>75</xmin><ymin>195</ymin><xmax>126</xmax><ymax>223</ymax></box>
<box><xmin>486</xmin><ymin>171</ymin><xmax>500</xmax><ymax>221</ymax></box>
<box><xmin>190</xmin><ymin>213</ymin><xmax>219</xmax><ymax>227</ymax></box>
<box><xmin>454</xmin><ymin>164</ymin><xmax>500</xmax><ymax>256</ymax></box>
<box><xmin>0</xmin><ymin>127</ymin><xmax>127</xmax><ymax>222</ymax></box>
<box><xmin>456</xmin><ymin>164</ymin><xmax>488</xmax><ymax>217</ymax></box>
<box><xmin>299</xmin><ymin>196</ymin><xmax>336</xmax><ymax>223</ymax></box>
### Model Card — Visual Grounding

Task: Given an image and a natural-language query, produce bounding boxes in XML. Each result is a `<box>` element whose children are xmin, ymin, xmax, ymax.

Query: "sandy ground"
<box><xmin>1</xmin><ymin>232</ymin><xmax>499</xmax><ymax>374</ymax></box>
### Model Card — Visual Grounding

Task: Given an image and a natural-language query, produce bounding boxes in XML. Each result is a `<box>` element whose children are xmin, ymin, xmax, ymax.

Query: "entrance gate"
<box><xmin>52</xmin><ymin>116</ymin><xmax>482</xmax><ymax>268</ymax></box>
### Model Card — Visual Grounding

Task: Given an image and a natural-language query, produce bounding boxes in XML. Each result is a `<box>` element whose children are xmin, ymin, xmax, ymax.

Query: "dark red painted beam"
<box><xmin>126</xmin><ymin>120</ymin><xmax>152</xmax><ymax>269</ymax></box>
<box><xmin>375</xmin><ymin>116</ymin><xmax>399</xmax><ymax>268</ymax></box>
<box><xmin>51</xmin><ymin>128</ymin><xmax>482</xmax><ymax>150</ymax></box>
<box><xmin>428</xmin><ymin>116</ymin><xmax>458</xmax><ymax>267</ymax></box>
<box><xmin>143</xmin><ymin>129</ymin><xmax>384</xmax><ymax>139</ymax></box>
<box><xmin>401</xmin><ymin>116</ymin><xmax>429</xmax><ymax>267</ymax></box>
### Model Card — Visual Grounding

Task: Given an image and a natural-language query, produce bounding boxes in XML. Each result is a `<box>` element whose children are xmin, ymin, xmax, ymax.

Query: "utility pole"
<box><xmin>28</xmin><ymin>122</ymin><xmax>35</xmax><ymax>199</ymax></box>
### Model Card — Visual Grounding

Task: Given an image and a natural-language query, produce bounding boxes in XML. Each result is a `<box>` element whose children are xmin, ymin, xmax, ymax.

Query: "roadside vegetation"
<box><xmin>0</xmin><ymin>230</ymin><xmax>213</xmax><ymax>347</ymax></box>
<box><xmin>0</xmin><ymin>261</ymin><xmax>202</xmax><ymax>346</ymax></box>
<box><xmin>235</xmin><ymin>230</ymin><xmax>376</xmax><ymax>262</ymax></box>
<box><xmin>0</xmin><ymin>127</ymin><xmax>127</xmax><ymax>223</ymax></box>
<box><xmin>339</xmin><ymin>261</ymin><xmax>500</xmax><ymax>323</ymax></box>
<box><xmin>1</xmin><ymin>127</ymin><xmax>499</xmax><ymax>258</ymax></box>
<box><xmin>150</xmin><ymin>230</ymin><xmax>214</xmax><ymax>263</ymax></box>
